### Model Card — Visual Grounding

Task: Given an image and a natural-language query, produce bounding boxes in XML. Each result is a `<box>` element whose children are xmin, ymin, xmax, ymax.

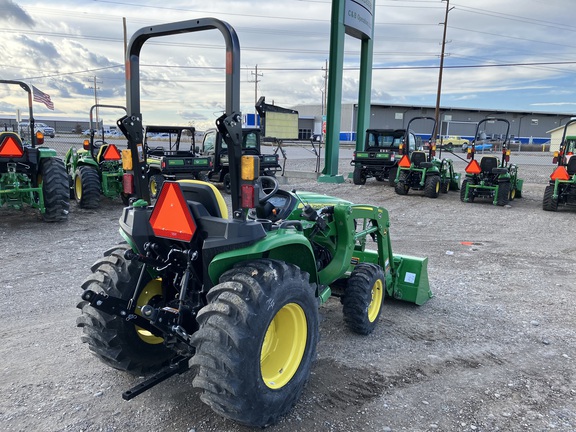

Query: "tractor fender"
<box><xmin>36</xmin><ymin>147</ymin><xmax>58</xmax><ymax>159</ymax></box>
<box><xmin>208</xmin><ymin>228</ymin><xmax>318</xmax><ymax>286</ymax></box>
<box><xmin>76</xmin><ymin>156</ymin><xmax>99</xmax><ymax>169</ymax></box>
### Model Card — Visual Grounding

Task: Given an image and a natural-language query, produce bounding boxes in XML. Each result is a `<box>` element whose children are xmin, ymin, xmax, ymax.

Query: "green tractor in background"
<box><xmin>394</xmin><ymin>116</ymin><xmax>460</xmax><ymax>197</ymax></box>
<box><xmin>460</xmin><ymin>118</ymin><xmax>523</xmax><ymax>206</ymax></box>
<box><xmin>76</xmin><ymin>19</ymin><xmax>432</xmax><ymax>428</ymax></box>
<box><xmin>543</xmin><ymin>118</ymin><xmax>576</xmax><ymax>211</ymax></box>
<box><xmin>65</xmin><ymin>104</ymin><xmax>130</xmax><ymax>208</ymax></box>
<box><xmin>0</xmin><ymin>80</ymin><xmax>69</xmax><ymax>222</ymax></box>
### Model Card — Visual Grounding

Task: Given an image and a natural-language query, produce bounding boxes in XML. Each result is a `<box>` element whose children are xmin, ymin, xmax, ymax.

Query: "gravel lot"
<box><xmin>1</xmin><ymin>156</ymin><xmax>575</xmax><ymax>432</ymax></box>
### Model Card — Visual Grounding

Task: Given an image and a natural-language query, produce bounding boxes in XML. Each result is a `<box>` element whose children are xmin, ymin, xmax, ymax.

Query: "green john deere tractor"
<box><xmin>65</xmin><ymin>104</ymin><xmax>131</xmax><ymax>208</ymax></box>
<box><xmin>460</xmin><ymin>118</ymin><xmax>523</xmax><ymax>206</ymax></box>
<box><xmin>0</xmin><ymin>80</ymin><xmax>69</xmax><ymax>222</ymax></box>
<box><xmin>76</xmin><ymin>19</ymin><xmax>432</xmax><ymax>428</ymax></box>
<box><xmin>543</xmin><ymin>118</ymin><xmax>576</xmax><ymax>211</ymax></box>
<box><xmin>394</xmin><ymin>116</ymin><xmax>460</xmax><ymax>197</ymax></box>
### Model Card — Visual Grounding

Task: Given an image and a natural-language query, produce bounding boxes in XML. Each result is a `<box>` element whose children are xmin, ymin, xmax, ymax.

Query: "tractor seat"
<box><xmin>410</xmin><ymin>151</ymin><xmax>427</xmax><ymax>168</ymax></box>
<box><xmin>567</xmin><ymin>156</ymin><xmax>576</xmax><ymax>176</ymax></box>
<box><xmin>178</xmin><ymin>180</ymin><xmax>228</xmax><ymax>219</ymax></box>
<box><xmin>480</xmin><ymin>156</ymin><xmax>499</xmax><ymax>174</ymax></box>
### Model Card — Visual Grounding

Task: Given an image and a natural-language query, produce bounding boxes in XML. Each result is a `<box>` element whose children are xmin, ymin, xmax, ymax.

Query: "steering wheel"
<box><xmin>93</xmin><ymin>139</ymin><xmax>106</xmax><ymax>149</ymax></box>
<box><xmin>256</xmin><ymin>175</ymin><xmax>279</xmax><ymax>204</ymax></box>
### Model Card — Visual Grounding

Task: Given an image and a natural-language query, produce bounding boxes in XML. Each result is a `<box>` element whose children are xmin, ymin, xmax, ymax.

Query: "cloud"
<box><xmin>0</xmin><ymin>0</ymin><xmax>34</xmax><ymax>27</ymax></box>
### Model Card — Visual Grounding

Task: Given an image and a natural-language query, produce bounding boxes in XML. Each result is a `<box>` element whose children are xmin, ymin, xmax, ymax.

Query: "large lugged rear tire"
<box><xmin>342</xmin><ymin>263</ymin><xmax>385</xmax><ymax>335</ymax></box>
<box><xmin>74</xmin><ymin>166</ymin><xmax>101</xmax><ymax>209</ymax></box>
<box><xmin>543</xmin><ymin>184</ymin><xmax>558</xmax><ymax>211</ymax></box>
<box><xmin>40</xmin><ymin>157</ymin><xmax>70</xmax><ymax>222</ymax></box>
<box><xmin>496</xmin><ymin>181</ymin><xmax>510</xmax><ymax>206</ymax></box>
<box><xmin>191</xmin><ymin>259</ymin><xmax>319</xmax><ymax>428</ymax></box>
<box><xmin>424</xmin><ymin>175</ymin><xmax>440</xmax><ymax>198</ymax></box>
<box><xmin>460</xmin><ymin>179</ymin><xmax>474</xmax><ymax>202</ymax></box>
<box><xmin>77</xmin><ymin>244</ymin><xmax>176</xmax><ymax>374</ymax></box>
<box><xmin>394</xmin><ymin>171</ymin><xmax>410</xmax><ymax>195</ymax></box>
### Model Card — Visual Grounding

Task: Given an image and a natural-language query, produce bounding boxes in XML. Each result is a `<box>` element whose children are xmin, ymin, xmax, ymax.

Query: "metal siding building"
<box><xmin>293</xmin><ymin>103</ymin><xmax>574</xmax><ymax>145</ymax></box>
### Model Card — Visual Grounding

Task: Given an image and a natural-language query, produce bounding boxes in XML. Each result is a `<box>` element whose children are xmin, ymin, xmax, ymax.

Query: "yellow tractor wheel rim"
<box><xmin>260</xmin><ymin>303</ymin><xmax>307</xmax><ymax>389</ymax></box>
<box><xmin>150</xmin><ymin>179</ymin><xmax>157</xmax><ymax>197</ymax></box>
<box><xmin>75</xmin><ymin>175</ymin><xmax>82</xmax><ymax>199</ymax></box>
<box><xmin>510</xmin><ymin>188</ymin><xmax>516</xmax><ymax>200</ymax></box>
<box><xmin>367</xmin><ymin>279</ymin><xmax>383</xmax><ymax>322</ymax></box>
<box><xmin>135</xmin><ymin>278</ymin><xmax>164</xmax><ymax>344</ymax></box>
<box><xmin>435</xmin><ymin>180</ymin><xmax>440</xmax><ymax>194</ymax></box>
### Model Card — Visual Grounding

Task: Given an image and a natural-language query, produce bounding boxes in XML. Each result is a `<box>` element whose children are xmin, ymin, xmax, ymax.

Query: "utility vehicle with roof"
<box><xmin>351</xmin><ymin>127</ymin><xmax>418</xmax><ymax>186</ymax></box>
<box><xmin>201</xmin><ymin>126</ymin><xmax>281</xmax><ymax>193</ymax></box>
<box><xmin>145</xmin><ymin>125</ymin><xmax>212</xmax><ymax>199</ymax></box>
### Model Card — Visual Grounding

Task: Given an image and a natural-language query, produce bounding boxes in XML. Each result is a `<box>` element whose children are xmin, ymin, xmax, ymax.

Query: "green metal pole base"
<box><xmin>317</xmin><ymin>174</ymin><xmax>345</xmax><ymax>183</ymax></box>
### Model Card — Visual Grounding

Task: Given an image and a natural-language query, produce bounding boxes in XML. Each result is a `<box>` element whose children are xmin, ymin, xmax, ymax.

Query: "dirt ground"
<box><xmin>1</xmin><ymin>158</ymin><xmax>575</xmax><ymax>432</ymax></box>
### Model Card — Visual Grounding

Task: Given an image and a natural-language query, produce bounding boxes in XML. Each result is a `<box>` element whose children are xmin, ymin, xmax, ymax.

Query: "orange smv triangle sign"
<box><xmin>149</xmin><ymin>182</ymin><xmax>197</xmax><ymax>242</ymax></box>
<box><xmin>465</xmin><ymin>159</ymin><xmax>481</xmax><ymax>174</ymax></box>
<box><xmin>103</xmin><ymin>144</ymin><xmax>122</xmax><ymax>161</ymax></box>
<box><xmin>0</xmin><ymin>135</ymin><xmax>24</xmax><ymax>157</ymax></box>
<box><xmin>398</xmin><ymin>154</ymin><xmax>411</xmax><ymax>168</ymax></box>
<box><xmin>550</xmin><ymin>165</ymin><xmax>570</xmax><ymax>181</ymax></box>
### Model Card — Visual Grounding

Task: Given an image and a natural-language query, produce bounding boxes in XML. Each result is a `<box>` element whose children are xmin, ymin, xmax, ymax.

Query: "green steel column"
<box><xmin>356</xmin><ymin>32</ymin><xmax>374</xmax><ymax>152</ymax></box>
<box><xmin>318</xmin><ymin>0</ymin><xmax>345</xmax><ymax>183</ymax></box>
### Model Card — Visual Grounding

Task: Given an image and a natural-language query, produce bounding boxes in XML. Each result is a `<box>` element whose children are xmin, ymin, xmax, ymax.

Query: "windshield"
<box><xmin>367</xmin><ymin>133</ymin><xmax>403</xmax><ymax>149</ymax></box>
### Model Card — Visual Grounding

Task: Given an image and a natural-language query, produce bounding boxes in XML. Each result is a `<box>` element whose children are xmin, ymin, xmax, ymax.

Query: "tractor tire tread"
<box><xmin>190</xmin><ymin>258</ymin><xmax>319</xmax><ymax>428</ymax></box>
<box><xmin>41</xmin><ymin>157</ymin><xmax>70</xmax><ymax>222</ymax></box>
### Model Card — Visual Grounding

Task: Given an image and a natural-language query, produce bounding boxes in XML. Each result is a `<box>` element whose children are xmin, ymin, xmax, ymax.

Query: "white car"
<box><xmin>20</xmin><ymin>121</ymin><xmax>55</xmax><ymax>138</ymax></box>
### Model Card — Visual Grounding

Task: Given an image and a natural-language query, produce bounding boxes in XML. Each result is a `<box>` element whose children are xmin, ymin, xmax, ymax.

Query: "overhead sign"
<box><xmin>344</xmin><ymin>0</ymin><xmax>374</xmax><ymax>40</ymax></box>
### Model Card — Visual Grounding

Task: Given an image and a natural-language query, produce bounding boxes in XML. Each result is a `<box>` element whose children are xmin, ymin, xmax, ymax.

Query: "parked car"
<box><xmin>19</xmin><ymin>121</ymin><xmax>55</xmax><ymax>138</ymax></box>
<box><xmin>439</xmin><ymin>135</ymin><xmax>469</xmax><ymax>151</ymax></box>
<box><xmin>462</xmin><ymin>141</ymin><xmax>493</xmax><ymax>152</ymax></box>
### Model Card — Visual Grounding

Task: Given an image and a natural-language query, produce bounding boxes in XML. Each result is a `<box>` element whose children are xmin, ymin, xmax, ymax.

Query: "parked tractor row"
<box><xmin>351</xmin><ymin>116</ymin><xmax>524</xmax><ymax>207</ymax></box>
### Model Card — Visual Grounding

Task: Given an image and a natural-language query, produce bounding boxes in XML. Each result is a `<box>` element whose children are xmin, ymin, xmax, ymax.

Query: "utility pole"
<box><xmin>433</xmin><ymin>0</ymin><xmax>454</xmax><ymax>142</ymax></box>
<box><xmin>250</xmin><ymin>65</ymin><xmax>263</xmax><ymax>119</ymax></box>
<box><xmin>322</xmin><ymin>59</ymin><xmax>328</xmax><ymax>117</ymax></box>
<box><xmin>89</xmin><ymin>76</ymin><xmax>102</xmax><ymax>128</ymax></box>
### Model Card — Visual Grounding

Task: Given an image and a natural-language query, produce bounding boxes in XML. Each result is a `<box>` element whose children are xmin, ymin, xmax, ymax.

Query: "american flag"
<box><xmin>32</xmin><ymin>85</ymin><xmax>55</xmax><ymax>110</ymax></box>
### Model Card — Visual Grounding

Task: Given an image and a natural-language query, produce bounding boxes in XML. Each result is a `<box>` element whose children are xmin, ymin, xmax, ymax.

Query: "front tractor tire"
<box><xmin>148</xmin><ymin>174</ymin><xmax>164</xmax><ymax>200</ymax></box>
<box><xmin>74</xmin><ymin>166</ymin><xmax>101</xmax><ymax>209</ymax></box>
<box><xmin>191</xmin><ymin>259</ymin><xmax>319</xmax><ymax>428</ymax></box>
<box><xmin>342</xmin><ymin>263</ymin><xmax>385</xmax><ymax>335</ymax></box>
<box><xmin>40</xmin><ymin>157</ymin><xmax>70</xmax><ymax>222</ymax></box>
<box><xmin>77</xmin><ymin>244</ymin><xmax>176</xmax><ymax>374</ymax></box>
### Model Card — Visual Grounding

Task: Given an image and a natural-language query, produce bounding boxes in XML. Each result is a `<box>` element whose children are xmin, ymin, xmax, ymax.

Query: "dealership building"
<box><xmin>292</xmin><ymin>103</ymin><xmax>575</xmax><ymax>145</ymax></box>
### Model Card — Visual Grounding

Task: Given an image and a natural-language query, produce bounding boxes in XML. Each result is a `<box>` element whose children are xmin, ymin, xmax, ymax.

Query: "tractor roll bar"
<box><xmin>0</xmin><ymin>79</ymin><xmax>38</xmax><ymax>147</ymax></box>
<box><xmin>119</xmin><ymin>18</ymin><xmax>242</xmax><ymax>208</ymax></box>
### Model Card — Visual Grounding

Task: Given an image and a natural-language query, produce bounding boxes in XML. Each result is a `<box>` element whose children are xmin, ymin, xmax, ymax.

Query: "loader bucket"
<box><xmin>450</xmin><ymin>172</ymin><xmax>461</xmax><ymax>190</ymax></box>
<box><xmin>391</xmin><ymin>254</ymin><xmax>432</xmax><ymax>305</ymax></box>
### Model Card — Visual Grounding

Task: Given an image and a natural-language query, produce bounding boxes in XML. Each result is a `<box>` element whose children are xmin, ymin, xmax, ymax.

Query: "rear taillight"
<box><xmin>241</xmin><ymin>184</ymin><xmax>255</xmax><ymax>208</ymax></box>
<box><xmin>123</xmin><ymin>173</ymin><xmax>134</xmax><ymax>194</ymax></box>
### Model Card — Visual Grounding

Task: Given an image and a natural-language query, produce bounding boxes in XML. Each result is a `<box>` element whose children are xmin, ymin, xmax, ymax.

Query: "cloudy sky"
<box><xmin>1</xmin><ymin>0</ymin><xmax>575</xmax><ymax>129</ymax></box>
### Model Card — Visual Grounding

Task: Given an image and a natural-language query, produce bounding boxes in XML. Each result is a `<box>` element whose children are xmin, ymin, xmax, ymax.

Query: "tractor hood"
<box><xmin>293</xmin><ymin>191</ymin><xmax>352</xmax><ymax>209</ymax></box>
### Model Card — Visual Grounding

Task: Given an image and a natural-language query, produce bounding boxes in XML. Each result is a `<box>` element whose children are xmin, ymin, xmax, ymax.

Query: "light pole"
<box><xmin>433</xmin><ymin>0</ymin><xmax>454</xmax><ymax>142</ymax></box>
